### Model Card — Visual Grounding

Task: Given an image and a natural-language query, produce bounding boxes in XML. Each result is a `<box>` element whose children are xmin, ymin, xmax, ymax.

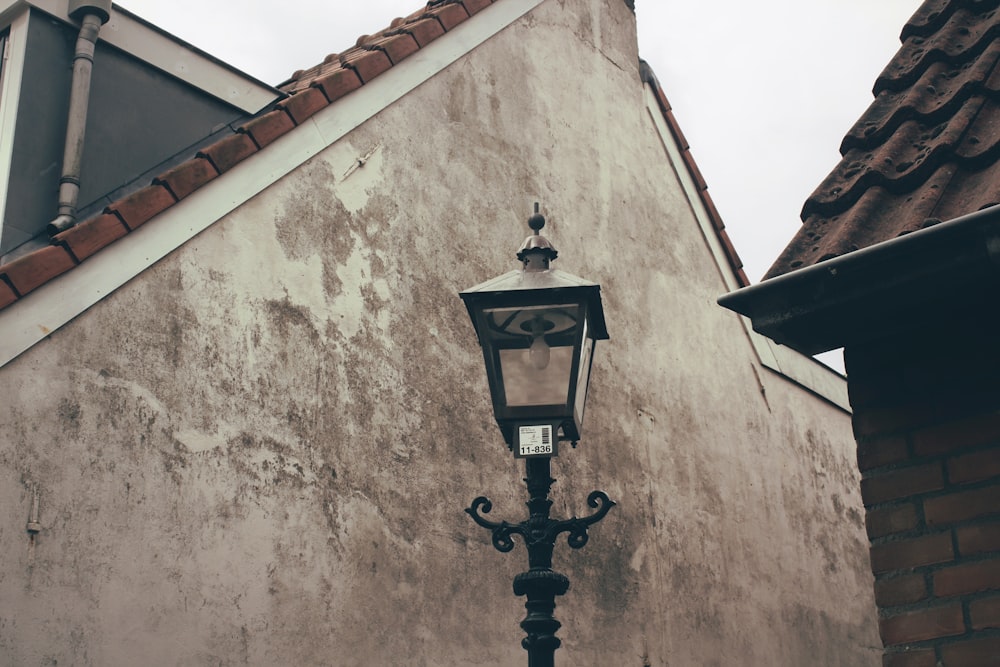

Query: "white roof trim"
<box><xmin>642</xmin><ymin>84</ymin><xmax>850</xmax><ymax>412</ymax></box>
<box><xmin>0</xmin><ymin>0</ymin><xmax>548</xmax><ymax>368</ymax></box>
<box><xmin>0</xmin><ymin>9</ymin><xmax>29</xmax><ymax>250</ymax></box>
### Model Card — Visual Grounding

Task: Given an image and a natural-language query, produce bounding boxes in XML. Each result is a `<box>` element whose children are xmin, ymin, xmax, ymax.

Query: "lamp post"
<box><xmin>460</xmin><ymin>205</ymin><xmax>615</xmax><ymax>667</ymax></box>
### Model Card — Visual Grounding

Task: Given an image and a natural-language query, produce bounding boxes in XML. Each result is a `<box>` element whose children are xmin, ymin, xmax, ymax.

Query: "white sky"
<box><xmin>117</xmin><ymin>0</ymin><xmax>920</xmax><ymax>282</ymax></box>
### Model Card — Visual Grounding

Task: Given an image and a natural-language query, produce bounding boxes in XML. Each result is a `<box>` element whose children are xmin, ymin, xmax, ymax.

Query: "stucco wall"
<box><xmin>0</xmin><ymin>1</ymin><xmax>879</xmax><ymax>664</ymax></box>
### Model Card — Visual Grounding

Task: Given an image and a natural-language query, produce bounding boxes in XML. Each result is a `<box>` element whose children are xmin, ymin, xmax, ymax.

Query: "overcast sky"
<box><xmin>117</xmin><ymin>0</ymin><xmax>920</xmax><ymax>283</ymax></box>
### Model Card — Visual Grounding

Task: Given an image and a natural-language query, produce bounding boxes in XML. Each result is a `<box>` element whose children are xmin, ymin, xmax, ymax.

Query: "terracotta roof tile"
<box><xmin>242</xmin><ymin>109</ymin><xmax>296</xmax><ymax>148</ymax></box>
<box><xmin>766</xmin><ymin>0</ymin><xmax>1000</xmax><ymax>279</ymax></box>
<box><xmin>0</xmin><ymin>279</ymin><xmax>15</xmax><ymax>309</ymax></box>
<box><xmin>459</xmin><ymin>0</ymin><xmax>493</xmax><ymax>15</ymax></box>
<box><xmin>277</xmin><ymin>87</ymin><xmax>330</xmax><ymax>125</ymax></box>
<box><xmin>106</xmin><ymin>183</ymin><xmax>176</xmax><ymax>230</ymax></box>
<box><xmin>1</xmin><ymin>245</ymin><xmax>76</xmax><ymax>296</ymax></box>
<box><xmin>54</xmin><ymin>213</ymin><xmax>128</xmax><ymax>262</ymax></box>
<box><xmin>368</xmin><ymin>32</ymin><xmax>421</xmax><ymax>65</ymax></box>
<box><xmin>340</xmin><ymin>48</ymin><xmax>394</xmax><ymax>83</ymax></box>
<box><xmin>426</xmin><ymin>2</ymin><xmax>470</xmax><ymax>30</ymax></box>
<box><xmin>154</xmin><ymin>157</ymin><xmax>219</xmax><ymax>201</ymax></box>
<box><xmin>199</xmin><ymin>132</ymin><xmax>258</xmax><ymax>173</ymax></box>
<box><xmin>312</xmin><ymin>67</ymin><xmax>363</xmax><ymax>103</ymax></box>
<box><xmin>401</xmin><ymin>17</ymin><xmax>446</xmax><ymax>48</ymax></box>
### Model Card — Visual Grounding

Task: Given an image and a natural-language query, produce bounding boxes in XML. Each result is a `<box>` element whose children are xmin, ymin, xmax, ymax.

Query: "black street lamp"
<box><xmin>460</xmin><ymin>205</ymin><xmax>615</xmax><ymax>667</ymax></box>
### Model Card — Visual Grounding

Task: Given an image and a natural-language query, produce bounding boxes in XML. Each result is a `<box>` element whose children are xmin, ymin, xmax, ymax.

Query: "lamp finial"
<box><xmin>517</xmin><ymin>203</ymin><xmax>558</xmax><ymax>270</ymax></box>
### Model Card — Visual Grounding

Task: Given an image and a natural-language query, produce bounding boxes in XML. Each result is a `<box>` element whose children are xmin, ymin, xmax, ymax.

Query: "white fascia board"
<box><xmin>0</xmin><ymin>0</ymin><xmax>548</xmax><ymax>368</ymax></box>
<box><xmin>0</xmin><ymin>8</ymin><xmax>28</xmax><ymax>247</ymax></box>
<box><xmin>642</xmin><ymin>85</ymin><xmax>850</xmax><ymax>412</ymax></box>
<box><xmin>0</xmin><ymin>0</ymin><xmax>278</xmax><ymax>113</ymax></box>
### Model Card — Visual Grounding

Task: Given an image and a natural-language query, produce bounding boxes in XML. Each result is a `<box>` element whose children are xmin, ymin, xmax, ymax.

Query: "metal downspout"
<box><xmin>46</xmin><ymin>2</ymin><xmax>111</xmax><ymax>236</ymax></box>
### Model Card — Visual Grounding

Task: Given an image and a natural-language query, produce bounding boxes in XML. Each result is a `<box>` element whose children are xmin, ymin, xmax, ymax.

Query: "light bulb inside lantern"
<box><xmin>529</xmin><ymin>334</ymin><xmax>550</xmax><ymax>370</ymax></box>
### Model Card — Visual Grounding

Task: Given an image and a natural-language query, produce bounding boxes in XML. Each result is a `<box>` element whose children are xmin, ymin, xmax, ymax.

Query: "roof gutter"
<box><xmin>45</xmin><ymin>0</ymin><xmax>110</xmax><ymax>236</ymax></box>
<box><xmin>717</xmin><ymin>204</ymin><xmax>1000</xmax><ymax>355</ymax></box>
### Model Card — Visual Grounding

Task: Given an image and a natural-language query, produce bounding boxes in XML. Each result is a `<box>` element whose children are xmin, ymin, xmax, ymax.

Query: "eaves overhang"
<box><xmin>717</xmin><ymin>204</ymin><xmax>1000</xmax><ymax>356</ymax></box>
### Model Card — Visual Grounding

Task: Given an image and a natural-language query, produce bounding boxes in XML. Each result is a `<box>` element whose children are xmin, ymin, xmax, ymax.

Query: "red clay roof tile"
<box><xmin>277</xmin><ymin>87</ymin><xmax>330</xmax><ymax>125</ymax></box>
<box><xmin>1</xmin><ymin>245</ymin><xmax>76</xmax><ymax>296</ymax></box>
<box><xmin>107</xmin><ymin>183</ymin><xmax>176</xmax><ymax>230</ymax></box>
<box><xmin>340</xmin><ymin>48</ymin><xmax>393</xmax><ymax>83</ymax></box>
<box><xmin>427</xmin><ymin>3</ymin><xmax>470</xmax><ymax>30</ymax></box>
<box><xmin>154</xmin><ymin>157</ymin><xmax>219</xmax><ymax>201</ymax></box>
<box><xmin>199</xmin><ymin>132</ymin><xmax>258</xmax><ymax>173</ymax></box>
<box><xmin>242</xmin><ymin>109</ymin><xmax>296</xmax><ymax>148</ymax></box>
<box><xmin>312</xmin><ymin>67</ymin><xmax>363</xmax><ymax>103</ymax></box>
<box><xmin>766</xmin><ymin>0</ymin><xmax>1000</xmax><ymax>279</ymax></box>
<box><xmin>0</xmin><ymin>279</ymin><xmax>15</xmax><ymax>309</ymax></box>
<box><xmin>402</xmin><ymin>17</ymin><xmax>446</xmax><ymax>48</ymax></box>
<box><xmin>460</xmin><ymin>0</ymin><xmax>493</xmax><ymax>16</ymax></box>
<box><xmin>55</xmin><ymin>213</ymin><xmax>129</xmax><ymax>262</ymax></box>
<box><xmin>368</xmin><ymin>32</ymin><xmax>421</xmax><ymax>65</ymax></box>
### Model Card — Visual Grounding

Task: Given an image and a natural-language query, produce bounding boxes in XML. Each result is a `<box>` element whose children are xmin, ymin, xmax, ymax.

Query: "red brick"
<box><xmin>341</xmin><ymin>49</ymin><xmax>392</xmax><ymax>83</ymax></box>
<box><xmin>875</xmin><ymin>573</ymin><xmax>929</xmax><ymax>607</ymax></box>
<box><xmin>106</xmin><ymin>184</ymin><xmax>176</xmax><ymax>230</ymax></box>
<box><xmin>940</xmin><ymin>636</ymin><xmax>1000</xmax><ymax>666</ymax></box>
<box><xmin>154</xmin><ymin>157</ymin><xmax>218</xmax><ymax>200</ymax></box>
<box><xmin>957</xmin><ymin>522</ymin><xmax>1000</xmax><ymax>556</ymax></box>
<box><xmin>460</xmin><ymin>0</ymin><xmax>492</xmax><ymax>15</ymax></box>
<box><xmin>370</xmin><ymin>33</ymin><xmax>419</xmax><ymax>64</ymax></box>
<box><xmin>934</xmin><ymin>560</ymin><xmax>1000</xmax><ymax>597</ymax></box>
<box><xmin>278</xmin><ymin>88</ymin><xmax>329</xmax><ymax>125</ymax></box>
<box><xmin>199</xmin><ymin>132</ymin><xmax>257</xmax><ymax>174</ymax></box>
<box><xmin>913</xmin><ymin>411</ymin><xmax>1000</xmax><ymax>457</ymax></box>
<box><xmin>868</xmin><ymin>503</ymin><xmax>920</xmax><ymax>539</ymax></box>
<box><xmin>870</xmin><ymin>532</ymin><xmax>954</xmax><ymax>573</ymax></box>
<box><xmin>862</xmin><ymin>464</ymin><xmax>945</xmax><ymax>506</ymax></box>
<box><xmin>949</xmin><ymin>446</ymin><xmax>1000</xmax><ymax>484</ymax></box>
<box><xmin>858</xmin><ymin>435</ymin><xmax>910</xmax><ymax>472</ymax></box>
<box><xmin>404</xmin><ymin>17</ymin><xmax>445</xmax><ymax>48</ymax></box>
<box><xmin>241</xmin><ymin>109</ymin><xmax>295</xmax><ymax>148</ymax></box>
<box><xmin>879</xmin><ymin>603</ymin><xmax>964</xmax><ymax>646</ymax></box>
<box><xmin>54</xmin><ymin>213</ymin><xmax>128</xmax><ymax>262</ymax></box>
<box><xmin>0</xmin><ymin>245</ymin><xmax>76</xmax><ymax>296</ymax></box>
<box><xmin>313</xmin><ymin>67</ymin><xmax>362</xmax><ymax>103</ymax></box>
<box><xmin>970</xmin><ymin>595</ymin><xmax>1000</xmax><ymax>629</ymax></box>
<box><xmin>853</xmin><ymin>404</ymin><xmax>928</xmax><ymax>439</ymax></box>
<box><xmin>883</xmin><ymin>649</ymin><xmax>937</xmax><ymax>667</ymax></box>
<box><xmin>925</xmin><ymin>485</ymin><xmax>1000</xmax><ymax>526</ymax></box>
<box><xmin>0</xmin><ymin>279</ymin><xmax>16</xmax><ymax>309</ymax></box>
<box><xmin>429</xmin><ymin>2</ymin><xmax>470</xmax><ymax>30</ymax></box>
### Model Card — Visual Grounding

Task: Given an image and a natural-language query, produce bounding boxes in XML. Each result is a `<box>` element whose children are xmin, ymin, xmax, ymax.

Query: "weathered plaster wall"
<box><xmin>0</xmin><ymin>1</ymin><xmax>879</xmax><ymax>664</ymax></box>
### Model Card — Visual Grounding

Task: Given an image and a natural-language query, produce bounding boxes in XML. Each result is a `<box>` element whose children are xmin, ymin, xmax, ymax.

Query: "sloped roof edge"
<box><xmin>719</xmin><ymin>203</ymin><xmax>1000</xmax><ymax>355</ymax></box>
<box><xmin>0</xmin><ymin>0</ymin><xmax>736</xmax><ymax>370</ymax></box>
<box><xmin>639</xmin><ymin>61</ymin><xmax>749</xmax><ymax>288</ymax></box>
<box><xmin>0</xmin><ymin>0</ymin><xmax>549</xmax><ymax>367</ymax></box>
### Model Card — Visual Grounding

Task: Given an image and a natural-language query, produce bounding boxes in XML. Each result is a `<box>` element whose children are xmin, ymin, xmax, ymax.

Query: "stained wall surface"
<box><xmin>0</xmin><ymin>1</ymin><xmax>880</xmax><ymax>664</ymax></box>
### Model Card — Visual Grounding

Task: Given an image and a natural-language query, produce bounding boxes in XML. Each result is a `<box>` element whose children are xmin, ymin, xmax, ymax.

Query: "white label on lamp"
<box><xmin>518</xmin><ymin>424</ymin><xmax>553</xmax><ymax>457</ymax></box>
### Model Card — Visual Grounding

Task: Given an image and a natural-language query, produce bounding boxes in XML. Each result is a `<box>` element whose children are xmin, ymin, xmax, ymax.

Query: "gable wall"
<box><xmin>0</xmin><ymin>1</ymin><xmax>879</xmax><ymax>664</ymax></box>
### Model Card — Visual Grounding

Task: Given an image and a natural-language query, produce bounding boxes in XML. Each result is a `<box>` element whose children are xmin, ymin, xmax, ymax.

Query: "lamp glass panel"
<box><xmin>483</xmin><ymin>303</ymin><xmax>581</xmax><ymax>408</ymax></box>
<box><xmin>574</xmin><ymin>317</ymin><xmax>594</xmax><ymax>424</ymax></box>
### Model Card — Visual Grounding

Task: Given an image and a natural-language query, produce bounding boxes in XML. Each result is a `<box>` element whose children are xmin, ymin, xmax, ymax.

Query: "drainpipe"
<box><xmin>46</xmin><ymin>0</ymin><xmax>112</xmax><ymax>236</ymax></box>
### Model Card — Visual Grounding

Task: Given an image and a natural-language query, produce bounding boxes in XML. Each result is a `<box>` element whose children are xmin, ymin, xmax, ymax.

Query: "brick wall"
<box><xmin>846</xmin><ymin>315</ymin><xmax>1000</xmax><ymax>667</ymax></box>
